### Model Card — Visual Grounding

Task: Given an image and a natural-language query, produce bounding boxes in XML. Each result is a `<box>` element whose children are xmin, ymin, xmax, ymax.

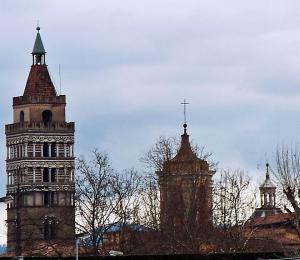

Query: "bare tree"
<box><xmin>138</xmin><ymin>173</ymin><xmax>161</xmax><ymax>230</ymax></box>
<box><xmin>213</xmin><ymin>169</ymin><xmax>256</xmax><ymax>252</ymax></box>
<box><xmin>75</xmin><ymin>150</ymin><xmax>141</xmax><ymax>255</ymax></box>
<box><xmin>111</xmin><ymin>168</ymin><xmax>142</xmax><ymax>253</ymax></box>
<box><xmin>273</xmin><ymin>144</ymin><xmax>300</xmax><ymax>230</ymax></box>
<box><xmin>213</xmin><ymin>169</ymin><xmax>255</xmax><ymax>227</ymax></box>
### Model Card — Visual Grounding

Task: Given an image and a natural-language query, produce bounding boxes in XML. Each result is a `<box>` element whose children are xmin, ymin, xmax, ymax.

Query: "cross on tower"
<box><xmin>181</xmin><ymin>99</ymin><xmax>189</xmax><ymax>125</ymax></box>
<box><xmin>266</xmin><ymin>162</ymin><xmax>270</xmax><ymax>179</ymax></box>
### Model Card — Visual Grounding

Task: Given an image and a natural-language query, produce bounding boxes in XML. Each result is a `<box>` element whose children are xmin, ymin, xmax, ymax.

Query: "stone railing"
<box><xmin>7</xmin><ymin>182</ymin><xmax>75</xmax><ymax>192</ymax></box>
<box><xmin>13</xmin><ymin>95</ymin><xmax>66</xmax><ymax>106</ymax></box>
<box><xmin>5</xmin><ymin>121</ymin><xmax>75</xmax><ymax>134</ymax></box>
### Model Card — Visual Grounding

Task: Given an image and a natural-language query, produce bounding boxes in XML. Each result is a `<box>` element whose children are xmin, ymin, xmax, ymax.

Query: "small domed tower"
<box><xmin>5</xmin><ymin>27</ymin><xmax>75</xmax><ymax>255</ymax></box>
<box><xmin>251</xmin><ymin>163</ymin><xmax>282</xmax><ymax>218</ymax></box>
<box><xmin>157</xmin><ymin>124</ymin><xmax>215</xmax><ymax>239</ymax></box>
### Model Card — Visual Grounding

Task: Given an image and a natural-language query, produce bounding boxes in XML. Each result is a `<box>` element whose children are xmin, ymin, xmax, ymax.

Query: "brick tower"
<box><xmin>5</xmin><ymin>27</ymin><xmax>75</xmax><ymax>255</ymax></box>
<box><xmin>157</xmin><ymin>123</ymin><xmax>215</xmax><ymax>247</ymax></box>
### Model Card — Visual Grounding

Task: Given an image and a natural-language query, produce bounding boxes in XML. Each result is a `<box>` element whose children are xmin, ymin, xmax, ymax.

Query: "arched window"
<box><xmin>43</xmin><ymin>143</ymin><xmax>49</xmax><ymax>157</ymax></box>
<box><xmin>43</xmin><ymin>168</ymin><xmax>49</xmax><ymax>182</ymax></box>
<box><xmin>51</xmin><ymin>168</ymin><xmax>56</xmax><ymax>182</ymax></box>
<box><xmin>51</xmin><ymin>143</ymin><xmax>56</xmax><ymax>157</ymax></box>
<box><xmin>42</xmin><ymin>110</ymin><xmax>52</xmax><ymax>124</ymax></box>
<box><xmin>20</xmin><ymin>111</ymin><xmax>24</xmax><ymax>123</ymax></box>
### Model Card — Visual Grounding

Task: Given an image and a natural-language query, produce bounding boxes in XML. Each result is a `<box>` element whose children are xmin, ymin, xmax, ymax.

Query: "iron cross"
<box><xmin>180</xmin><ymin>99</ymin><xmax>189</xmax><ymax>124</ymax></box>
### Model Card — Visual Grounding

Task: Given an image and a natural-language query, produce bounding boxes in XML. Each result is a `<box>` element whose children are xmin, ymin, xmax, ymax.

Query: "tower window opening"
<box><xmin>43</xmin><ymin>143</ymin><xmax>49</xmax><ymax>157</ymax></box>
<box><xmin>20</xmin><ymin>111</ymin><xmax>24</xmax><ymax>123</ymax></box>
<box><xmin>51</xmin><ymin>192</ymin><xmax>57</xmax><ymax>205</ymax></box>
<box><xmin>51</xmin><ymin>143</ymin><xmax>56</xmax><ymax>157</ymax></box>
<box><xmin>44</xmin><ymin>191</ymin><xmax>49</xmax><ymax>206</ymax></box>
<box><xmin>35</xmin><ymin>54</ymin><xmax>41</xmax><ymax>64</ymax></box>
<box><xmin>42</xmin><ymin>110</ymin><xmax>52</xmax><ymax>124</ymax></box>
<box><xmin>35</xmin><ymin>54</ymin><xmax>44</xmax><ymax>65</ymax></box>
<box><xmin>43</xmin><ymin>168</ymin><xmax>49</xmax><ymax>182</ymax></box>
<box><xmin>51</xmin><ymin>169</ymin><xmax>56</xmax><ymax>183</ymax></box>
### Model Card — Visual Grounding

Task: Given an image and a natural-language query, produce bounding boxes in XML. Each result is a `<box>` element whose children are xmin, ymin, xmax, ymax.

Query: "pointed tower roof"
<box><xmin>162</xmin><ymin>124</ymin><xmax>211</xmax><ymax>174</ymax></box>
<box><xmin>22</xmin><ymin>27</ymin><xmax>57</xmax><ymax>97</ymax></box>
<box><xmin>23</xmin><ymin>66</ymin><xmax>57</xmax><ymax>97</ymax></box>
<box><xmin>32</xmin><ymin>27</ymin><xmax>46</xmax><ymax>54</ymax></box>
<box><xmin>170</xmin><ymin>124</ymin><xmax>198</xmax><ymax>162</ymax></box>
<box><xmin>260</xmin><ymin>163</ymin><xmax>276</xmax><ymax>189</ymax></box>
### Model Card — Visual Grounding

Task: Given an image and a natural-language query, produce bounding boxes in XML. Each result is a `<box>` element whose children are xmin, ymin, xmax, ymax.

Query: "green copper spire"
<box><xmin>32</xmin><ymin>26</ymin><xmax>45</xmax><ymax>54</ymax></box>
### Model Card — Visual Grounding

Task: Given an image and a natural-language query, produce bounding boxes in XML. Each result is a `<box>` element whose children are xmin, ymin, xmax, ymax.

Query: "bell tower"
<box><xmin>5</xmin><ymin>27</ymin><xmax>75</xmax><ymax>255</ymax></box>
<box><xmin>157</xmin><ymin>123</ymin><xmax>215</xmax><ymax>248</ymax></box>
<box><xmin>251</xmin><ymin>163</ymin><xmax>282</xmax><ymax>218</ymax></box>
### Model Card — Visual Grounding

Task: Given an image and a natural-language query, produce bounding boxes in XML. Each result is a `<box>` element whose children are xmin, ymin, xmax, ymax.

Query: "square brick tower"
<box><xmin>5</xmin><ymin>27</ymin><xmax>75</xmax><ymax>255</ymax></box>
<box><xmin>157</xmin><ymin>124</ymin><xmax>215</xmax><ymax>247</ymax></box>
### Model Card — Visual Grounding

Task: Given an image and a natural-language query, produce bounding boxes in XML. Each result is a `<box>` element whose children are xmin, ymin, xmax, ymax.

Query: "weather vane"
<box><xmin>180</xmin><ymin>99</ymin><xmax>189</xmax><ymax>125</ymax></box>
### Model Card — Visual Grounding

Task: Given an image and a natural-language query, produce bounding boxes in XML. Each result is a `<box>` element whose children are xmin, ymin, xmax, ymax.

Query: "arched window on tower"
<box><xmin>51</xmin><ymin>168</ymin><xmax>56</xmax><ymax>182</ymax></box>
<box><xmin>43</xmin><ymin>168</ymin><xmax>49</xmax><ymax>182</ymax></box>
<box><xmin>51</xmin><ymin>143</ymin><xmax>56</xmax><ymax>157</ymax></box>
<box><xmin>42</xmin><ymin>110</ymin><xmax>52</xmax><ymax>125</ymax></box>
<box><xmin>35</xmin><ymin>54</ymin><xmax>43</xmax><ymax>65</ymax></box>
<box><xmin>43</xmin><ymin>143</ymin><xmax>49</xmax><ymax>157</ymax></box>
<box><xmin>20</xmin><ymin>111</ymin><xmax>24</xmax><ymax>123</ymax></box>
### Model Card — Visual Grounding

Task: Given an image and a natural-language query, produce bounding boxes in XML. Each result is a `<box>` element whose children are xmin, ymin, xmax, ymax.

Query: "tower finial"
<box><xmin>266</xmin><ymin>162</ymin><xmax>270</xmax><ymax>179</ymax></box>
<box><xmin>36</xmin><ymin>20</ymin><xmax>40</xmax><ymax>32</ymax></box>
<box><xmin>181</xmin><ymin>99</ymin><xmax>189</xmax><ymax>134</ymax></box>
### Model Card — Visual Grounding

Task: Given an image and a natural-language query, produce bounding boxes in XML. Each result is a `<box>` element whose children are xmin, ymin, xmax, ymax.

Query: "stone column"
<box><xmin>56</xmin><ymin>143</ymin><xmax>59</xmax><ymax>157</ymax></box>
<box><xmin>25</xmin><ymin>142</ymin><xmax>28</xmax><ymax>157</ymax></box>
<box><xmin>48</xmin><ymin>142</ymin><xmax>52</xmax><ymax>157</ymax></box>
<box><xmin>41</xmin><ymin>143</ymin><xmax>43</xmax><ymax>157</ymax></box>
<box><xmin>56</xmin><ymin>168</ymin><xmax>59</xmax><ymax>183</ymax></box>
<box><xmin>33</xmin><ymin>167</ymin><xmax>36</xmax><ymax>183</ymax></box>
<box><xmin>70</xmin><ymin>144</ymin><xmax>74</xmax><ymax>157</ymax></box>
<box><xmin>33</xmin><ymin>142</ymin><xmax>36</xmax><ymax>157</ymax></box>
<box><xmin>25</xmin><ymin>168</ymin><xmax>28</xmax><ymax>184</ymax></box>
<box><xmin>64</xmin><ymin>143</ymin><xmax>67</xmax><ymax>157</ymax></box>
<box><xmin>70</xmin><ymin>169</ymin><xmax>73</xmax><ymax>181</ymax></box>
<box><xmin>64</xmin><ymin>167</ymin><xmax>67</xmax><ymax>182</ymax></box>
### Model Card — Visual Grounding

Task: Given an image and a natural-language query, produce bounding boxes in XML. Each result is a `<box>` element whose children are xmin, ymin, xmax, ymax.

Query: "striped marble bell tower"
<box><xmin>5</xmin><ymin>27</ymin><xmax>75</xmax><ymax>255</ymax></box>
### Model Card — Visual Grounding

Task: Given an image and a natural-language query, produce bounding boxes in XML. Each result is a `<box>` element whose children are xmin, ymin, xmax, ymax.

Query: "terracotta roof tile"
<box><xmin>248</xmin><ymin>213</ymin><xmax>293</xmax><ymax>226</ymax></box>
<box><xmin>23</xmin><ymin>65</ymin><xmax>57</xmax><ymax>97</ymax></box>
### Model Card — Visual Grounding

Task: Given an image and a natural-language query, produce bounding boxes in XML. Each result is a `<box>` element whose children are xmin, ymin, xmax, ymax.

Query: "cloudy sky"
<box><xmin>0</xmin><ymin>0</ymin><xmax>300</xmax><ymax>243</ymax></box>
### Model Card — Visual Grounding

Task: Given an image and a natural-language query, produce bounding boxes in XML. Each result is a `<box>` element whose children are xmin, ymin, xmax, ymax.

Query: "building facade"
<box><xmin>5</xmin><ymin>27</ymin><xmax>75</xmax><ymax>255</ymax></box>
<box><xmin>157</xmin><ymin>123</ymin><xmax>215</xmax><ymax>244</ymax></box>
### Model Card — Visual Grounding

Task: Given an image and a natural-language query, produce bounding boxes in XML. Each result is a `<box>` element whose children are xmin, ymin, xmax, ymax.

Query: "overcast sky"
<box><xmin>0</xmin><ymin>0</ymin><xmax>300</xmax><ymax>244</ymax></box>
